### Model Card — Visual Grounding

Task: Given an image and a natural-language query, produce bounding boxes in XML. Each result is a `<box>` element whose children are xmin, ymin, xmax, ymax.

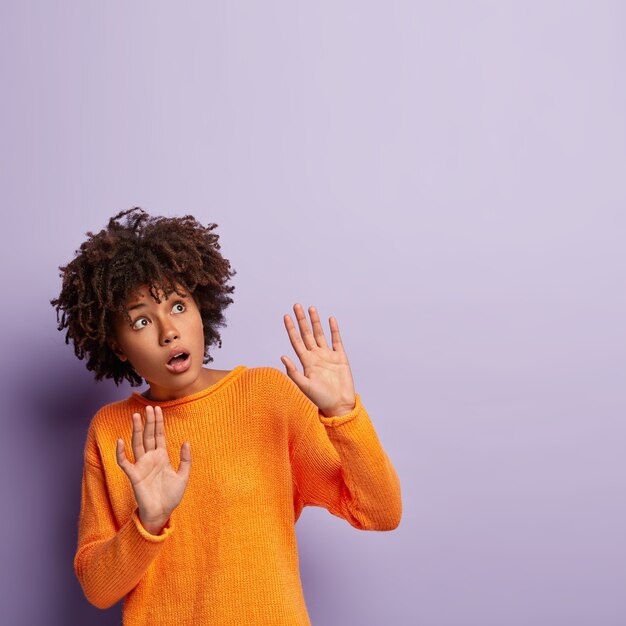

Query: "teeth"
<box><xmin>168</xmin><ymin>352</ymin><xmax>187</xmax><ymax>364</ymax></box>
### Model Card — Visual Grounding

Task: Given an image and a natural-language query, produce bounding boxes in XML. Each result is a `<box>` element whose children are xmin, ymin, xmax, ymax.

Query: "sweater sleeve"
<box><xmin>290</xmin><ymin>389</ymin><xmax>402</xmax><ymax>531</ymax></box>
<box><xmin>74</xmin><ymin>432</ymin><xmax>175</xmax><ymax>609</ymax></box>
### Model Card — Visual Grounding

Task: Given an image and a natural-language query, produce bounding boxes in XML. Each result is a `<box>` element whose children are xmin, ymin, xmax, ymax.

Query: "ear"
<box><xmin>109</xmin><ymin>340</ymin><xmax>128</xmax><ymax>362</ymax></box>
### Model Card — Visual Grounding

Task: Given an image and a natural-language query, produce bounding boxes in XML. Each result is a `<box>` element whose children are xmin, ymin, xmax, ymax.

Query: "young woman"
<box><xmin>52</xmin><ymin>207</ymin><xmax>402</xmax><ymax>625</ymax></box>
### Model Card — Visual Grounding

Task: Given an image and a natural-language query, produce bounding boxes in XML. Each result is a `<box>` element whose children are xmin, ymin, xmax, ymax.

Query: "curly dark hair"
<box><xmin>51</xmin><ymin>207</ymin><xmax>236</xmax><ymax>386</ymax></box>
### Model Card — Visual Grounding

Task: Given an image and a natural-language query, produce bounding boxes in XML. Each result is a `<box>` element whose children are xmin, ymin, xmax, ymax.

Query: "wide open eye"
<box><xmin>172</xmin><ymin>302</ymin><xmax>186</xmax><ymax>314</ymax></box>
<box><xmin>132</xmin><ymin>317</ymin><xmax>150</xmax><ymax>330</ymax></box>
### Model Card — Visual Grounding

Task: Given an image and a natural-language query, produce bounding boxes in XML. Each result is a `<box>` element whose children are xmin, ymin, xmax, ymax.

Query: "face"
<box><xmin>110</xmin><ymin>285</ymin><xmax>213</xmax><ymax>401</ymax></box>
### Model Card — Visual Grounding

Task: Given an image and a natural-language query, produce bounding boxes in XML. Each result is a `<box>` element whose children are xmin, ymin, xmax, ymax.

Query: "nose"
<box><xmin>160</xmin><ymin>321</ymin><xmax>180</xmax><ymax>345</ymax></box>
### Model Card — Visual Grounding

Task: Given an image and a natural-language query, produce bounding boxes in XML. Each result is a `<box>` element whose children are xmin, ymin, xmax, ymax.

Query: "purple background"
<box><xmin>1</xmin><ymin>2</ymin><xmax>625</xmax><ymax>624</ymax></box>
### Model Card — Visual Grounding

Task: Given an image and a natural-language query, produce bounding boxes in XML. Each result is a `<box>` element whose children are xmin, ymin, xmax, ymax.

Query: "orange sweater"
<box><xmin>74</xmin><ymin>365</ymin><xmax>402</xmax><ymax>625</ymax></box>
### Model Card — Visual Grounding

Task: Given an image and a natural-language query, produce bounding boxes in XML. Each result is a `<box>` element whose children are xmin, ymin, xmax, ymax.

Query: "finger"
<box><xmin>131</xmin><ymin>412</ymin><xmax>145</xmax><ymax>460</ymax></box>
<box><xmin>280</xmin><ymin>355</ymin><xmax>309</xmax><ymax>389</ymax></box>
<box><xmin>154</xmin><ymin>406</ymin><xmax>166</xmax><ymax>449</ymax></box>
<box><xmin>177</xmin><ymin>441</ymin><xmax>192</xmax><ymax>482</ymax></box>
<box><xmin>308</xmin><ymin>305</ymin><xmax>329</xmax><ymax>349</ymax></box>
<box><xmin>116</xmin><ymin>439</ymin><xmax>135</xmax><ymax>480</ymax></box>
<box><xmin>283</xmin><ymin>313</ymin><xmax>308</xmax><ymax>361</ymax></box>
<box><xmin>144</xmin><ymin>406</ymin><xmax>156</xmax><ymax>451</ymax></box>
<box><xmin>329</xmin><ymin>316</ymin><xmax>345</xmax><ymax>352</ymax></box>
<box><xmin>293</xmin><ymin>303</ymin><xmax>317</xmax><ymax>350</ymax></box>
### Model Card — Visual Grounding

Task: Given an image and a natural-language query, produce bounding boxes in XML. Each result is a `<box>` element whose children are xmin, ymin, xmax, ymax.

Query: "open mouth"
<box><xmin>166</xmin><ymin>351</ymin><xmax>191</xmax><ymax>373</ymax></box>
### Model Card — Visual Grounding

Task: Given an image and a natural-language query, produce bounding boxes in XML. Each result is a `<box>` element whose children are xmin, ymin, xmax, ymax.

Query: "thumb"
<box><xmin>177</xmin><ymin>441</ymin><xmax>192</xmax><ymax>480</ymax></box>
<box><xmin>116</xmin><ymin>439</ymin><xmax>131</xmax><ymax>474</ymax></box>
<box><xmin>280</xmin><ymin>355</ymin><xmax>308</xmax><ymax>389</ymax></box>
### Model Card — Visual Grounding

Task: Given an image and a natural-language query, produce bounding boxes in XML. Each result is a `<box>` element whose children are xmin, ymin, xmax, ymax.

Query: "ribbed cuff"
<box><xmin>131</xmin><ymin>509</ymin><xmax>175</xmax><ymax>542</ymax></box>
<box><xmin>318</xmin><ymin>393</ymin><xmax>363</xmax><ymax>427</ymax></box>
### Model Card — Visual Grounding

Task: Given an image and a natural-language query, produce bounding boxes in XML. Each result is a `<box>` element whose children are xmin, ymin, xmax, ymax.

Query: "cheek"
<box><xmin>126</xmin><ymin>349</ymin><xmax>158</xmax><ymax>377</ymax></box>
<box><xmin>194</xmin><ymin>318</ymin><xmax>206</xmax><ymax>340</ymax></box>
<box><xmin>191</xmin><ymin>315</ymin><xmax>206</xmax><ymax>345</ymax></box>
<box><xmin>117</xmin><ymin>333</ymin><xmax>152</xmax><ymax>363</ymax></box>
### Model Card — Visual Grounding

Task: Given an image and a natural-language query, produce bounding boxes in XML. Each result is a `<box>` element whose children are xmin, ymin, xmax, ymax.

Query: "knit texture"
<box><xmin>74</xmin><ymin>365</ymin><xmax>402</xmax><ymax>625</ymax></box>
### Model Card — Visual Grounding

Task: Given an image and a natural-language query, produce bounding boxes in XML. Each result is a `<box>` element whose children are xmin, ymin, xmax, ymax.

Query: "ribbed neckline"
<box><xmin>130</xmin><ymin>365</ymin><xmax>247</xmax><ymax>409</ymax></box>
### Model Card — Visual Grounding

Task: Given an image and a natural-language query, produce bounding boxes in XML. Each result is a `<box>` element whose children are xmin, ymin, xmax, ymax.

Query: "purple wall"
<box><xmin>1</xmin><ymin>2</ymin><xmax>625</xmax><ymax>624</ymax></box>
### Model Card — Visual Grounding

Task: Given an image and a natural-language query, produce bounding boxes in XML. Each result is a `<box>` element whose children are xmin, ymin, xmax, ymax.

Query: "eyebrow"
<box><xmin>125</xmin><ymin>292</ymin><xmax>189</xmax><ymax>312</ymax></box>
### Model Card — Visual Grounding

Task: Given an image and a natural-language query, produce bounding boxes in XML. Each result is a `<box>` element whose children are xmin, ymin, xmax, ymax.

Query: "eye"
<box><xmin>172</xmin><ymin>302</ymin><xmax>186</xmax><ymax>314</ymax></box>
<box><xmin>132</xmin><ymin>317</ymin><xmax>150</xmax><ymax>330</ymax></box>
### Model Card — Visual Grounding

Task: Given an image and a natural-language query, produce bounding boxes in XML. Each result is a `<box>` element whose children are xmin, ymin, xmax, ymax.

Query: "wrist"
<box><xmin>138</xmin><ymin>510</ymin><xmax>170</xmax><ymax>536</ymax></box>
<box><xmin>320</xmin><ymin>401</ymin><xmax>356</xmax><ymax>418</ymax></box>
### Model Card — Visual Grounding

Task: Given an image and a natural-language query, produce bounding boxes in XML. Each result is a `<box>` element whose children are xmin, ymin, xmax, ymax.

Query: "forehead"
<box><xmin>125</xmin><ymin>285</ymin><xmax>156</xmax><ymax>305</ymax></box>
<box><xmin>124</xmin><ymin>284</ymin><xmax>189</xmax><ymax>308</ymax></box>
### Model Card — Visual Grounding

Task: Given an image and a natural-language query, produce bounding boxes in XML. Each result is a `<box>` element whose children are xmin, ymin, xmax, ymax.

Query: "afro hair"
<box><xmin>51</xmin><ymin>207</ymin><xmax>236</xmax><ymax>386</ymax></box>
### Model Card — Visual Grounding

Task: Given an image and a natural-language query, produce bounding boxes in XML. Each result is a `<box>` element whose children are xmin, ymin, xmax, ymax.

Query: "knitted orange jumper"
<box><xmin>74</xmin><ymin>365</ymin><xmax>402</xmax><ymax>625</ymax></box>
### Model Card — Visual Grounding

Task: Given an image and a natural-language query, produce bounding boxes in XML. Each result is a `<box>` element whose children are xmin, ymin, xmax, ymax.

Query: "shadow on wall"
<box><xmin>19</xmin><ymin>349</ymin><xmax>128</xmax><ymax>625</ymax></box>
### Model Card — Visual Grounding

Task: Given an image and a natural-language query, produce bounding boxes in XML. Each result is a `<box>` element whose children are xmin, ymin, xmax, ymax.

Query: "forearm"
<box><xmin>75</xmin><ymin>509</ymin><xmax>174</xmax><ymax>609</ymax></box>
<box><xmin>293</xmin><ymin>393</ymin><xmax>403</xmax><ymax>531</ymax></box>
<box><xmin>321</xmin><ymin>402</ymin><xmax>402</xmax><ymax>530</ymax></box>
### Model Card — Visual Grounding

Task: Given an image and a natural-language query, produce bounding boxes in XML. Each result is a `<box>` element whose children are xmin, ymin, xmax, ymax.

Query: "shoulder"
<box><xmin>88</xmin><ymin>396</ymin><xmax>138</xmax><ymax>436</ymax></box>
<box><xmin>239</xmin><ymin>365</ymin><xmax>298</xmax><ymax>391</ymax></box>
<box><xmin>92</xmin><ymin>396</ymin><xmax>136</xmax><ymax>419</ymax></box>
<box><xmin>237</xmin><ymin>364</ymin><xmax>279</xmax><ymax>382</ymax></box>
<box><xmin>243</xmin><ymin>366</ymin><xmax>316</xmax><ymax>417</ymax></box>
<box><xmin>235</xmin><ymin>366</ymin><xmax>312</xmax><ymax>410</ymax></box>
<box><xmin>79</xmin><ymin>397</ymin><xmax>133</xmax><ymax>464</ymax></box>
<box><xmin>239</xmin><ymin>367</ymin><xmax>316</xmax><ymax>441</ymax></box>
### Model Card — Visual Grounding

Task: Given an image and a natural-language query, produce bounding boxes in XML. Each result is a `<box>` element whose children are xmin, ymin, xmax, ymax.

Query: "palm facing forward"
<box><xmin>116</xmin><ymin>405</ymin><xmax>191</xmax><ymax>534</ymax></box>
<box><xmin>281</xmin><ymin>303</ymin><xmax>356</xmax><ymax>417</ymax></box>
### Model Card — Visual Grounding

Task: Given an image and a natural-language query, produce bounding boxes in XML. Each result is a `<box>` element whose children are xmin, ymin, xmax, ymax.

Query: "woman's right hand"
<box><xmin>116</xmin><ymin>405</ymin><xmax>192</xmax><ymax>535</ymax></box>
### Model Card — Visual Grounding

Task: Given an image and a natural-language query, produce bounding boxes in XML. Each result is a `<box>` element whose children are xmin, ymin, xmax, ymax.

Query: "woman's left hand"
<box><xmin>281</xmin><ymin>303</ymin><xmax>356</xmax><ymax>417</ymax></box>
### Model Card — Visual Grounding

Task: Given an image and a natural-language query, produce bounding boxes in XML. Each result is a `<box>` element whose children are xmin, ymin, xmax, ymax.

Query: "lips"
<box><xmin>165</xmin><ymin>349</ymin><xmax>191</xmax><ymax>374</ymax></box>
